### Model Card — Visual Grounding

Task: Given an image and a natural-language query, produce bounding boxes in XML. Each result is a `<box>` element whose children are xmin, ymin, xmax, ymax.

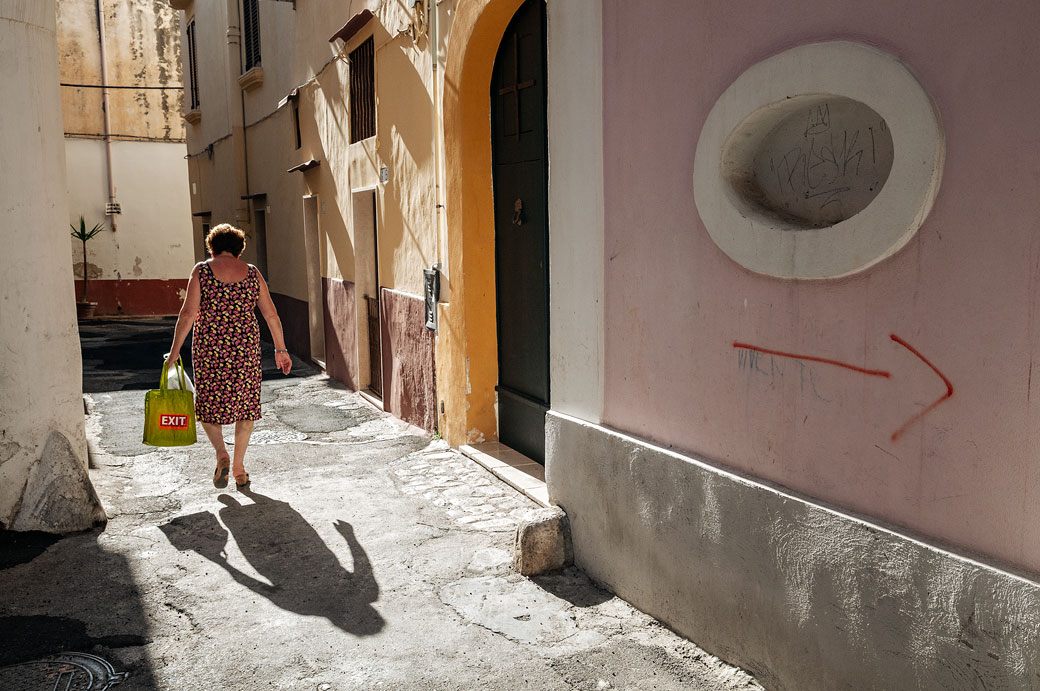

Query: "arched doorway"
<box><xmin>490</xmin><ymin>0</ymin><xmax>549</xmax><ymax>462</ymax></box>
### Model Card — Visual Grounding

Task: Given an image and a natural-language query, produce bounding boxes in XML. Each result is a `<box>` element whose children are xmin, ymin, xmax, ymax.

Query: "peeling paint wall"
<box><xmin>59</xmin><ymin>0</ymin><xmax>193</xmax><ymax>313</ymax></box>
<box><xmin>57</xmin><ymin>0</ymin><xmax>185</xmax><ymax>140</ymax></box>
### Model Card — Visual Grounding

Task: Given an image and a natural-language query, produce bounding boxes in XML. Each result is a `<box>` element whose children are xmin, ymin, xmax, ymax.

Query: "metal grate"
<box><xmin>0</xmin><ymin>652</ymin><xmax>128</xmax><ymax>690</ymax></box>
<box><xmin>187</xmin><ymin>18</ymin><xmax>200</xmax><ymax>109</ymax></box>
<box><xmin>349</xmin><ymin>38</ymin><xmax>375</xmax><ymax>142</ymax></box>
<box><xmin>242</xmin><ymin>0</ymin><xmax>261</xmax><ymax>72</ymax></box>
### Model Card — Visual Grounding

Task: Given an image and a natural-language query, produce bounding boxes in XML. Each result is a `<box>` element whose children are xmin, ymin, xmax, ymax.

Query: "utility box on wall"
<box><xmin>423</xmin><ymin>267</ymin><xmax>439</xmax><ymax>331</ymax></box>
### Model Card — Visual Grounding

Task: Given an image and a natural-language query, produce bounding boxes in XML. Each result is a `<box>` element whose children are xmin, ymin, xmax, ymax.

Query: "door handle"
<box><xmin>512</xmin><ymin>198</ymin><xmax>524</xmax><ymax>226</ymax></box>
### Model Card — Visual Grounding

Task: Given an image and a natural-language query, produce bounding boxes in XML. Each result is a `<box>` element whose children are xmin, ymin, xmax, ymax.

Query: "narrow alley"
<box><xmin>0</xmin><ymin>319</ymin><xmax>762</xmax><ymax>690</ymax></box>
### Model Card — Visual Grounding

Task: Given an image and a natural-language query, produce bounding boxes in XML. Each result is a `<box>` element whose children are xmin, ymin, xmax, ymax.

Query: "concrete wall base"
<box><xmin>546</xmin><ymin>411</ymin><xmax>1040</xmax><ymax>691</ymax></box>
<box><xmin>10</xmin><ymin>431</ymin><xmax>106</xmax><ymax>533</ymax></box>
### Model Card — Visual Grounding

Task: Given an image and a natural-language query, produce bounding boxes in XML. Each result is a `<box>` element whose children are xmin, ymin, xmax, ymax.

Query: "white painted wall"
<box><xmin>66</xmin><ymin>139</ymin><xmax>195</xmax><ymax>281</ymax></box>
<box><xmin>0</xmin><ymin>0</ymin><xmax>98</xmax><ymax>530</ymax></box>
<box><xmin>546</xmin><ymin>0</ymin><xmax>604</xmax><ymax>423</ymax></box>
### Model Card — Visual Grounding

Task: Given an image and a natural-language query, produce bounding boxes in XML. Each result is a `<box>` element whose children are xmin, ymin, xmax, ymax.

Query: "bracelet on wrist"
<box><xmin>274</xmin><ymin>349</ymin><xmax>288</xmax><ymax>354</ymax></box>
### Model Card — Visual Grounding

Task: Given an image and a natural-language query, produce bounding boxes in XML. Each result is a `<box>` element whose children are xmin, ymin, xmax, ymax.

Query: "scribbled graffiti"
<box><xmin>752</xmin><ymin>98</ymin><xmax>894</xmax><ymax>227</ymax></box>
<box><xmin>735</xmin><ymin>345</ymin><xmax>831</xmax><ymax>402</ymax></box>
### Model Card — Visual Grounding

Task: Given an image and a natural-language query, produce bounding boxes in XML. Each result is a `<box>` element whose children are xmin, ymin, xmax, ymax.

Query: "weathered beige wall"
<box><xmin>188</xmin><ymin>135</ymin><xmax>242</xmax><ymax>237</ymax></box>
<box><xmin>1</xmin><ymin>0</ymin><xmax>104</xmax><ymax>532</ymax></box>
<box><xmin>373</xmin><ymin>22</ymin><xmax>438</xmax><ymax>296</ymax></box>
<box><xmin>243</xmin><ymin>110</ymin><xmax>309</xmax><ymax>299</ymax></box>
<box><xmin>66</xmin><ymin>139</ymin><xmax>194</xmax><ymax>282</ymax></box>
<box><xmin>179</xmin><ymin>0</ymin><xmax>444</xmax><ymax>296</ymax></box>
<box><xmin>58</xmin><ymin>0</ymin><xmax>193</xmax><ymax>295</ymax></box>
<box><xmin>182</xmin><ymin>0</ymin><xmax>231</xmax><ymax>147</ymax></box>
<box><xmin>57</xmin><ymin>0</ymin><xmax>184</xmax><ymax>140</ymax></box>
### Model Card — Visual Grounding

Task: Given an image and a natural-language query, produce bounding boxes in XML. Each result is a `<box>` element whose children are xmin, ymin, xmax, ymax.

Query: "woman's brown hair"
<box><xmin>206</xmin><ymin>223</ymin><xmax>247</xmax><ymax>257</ymax></box>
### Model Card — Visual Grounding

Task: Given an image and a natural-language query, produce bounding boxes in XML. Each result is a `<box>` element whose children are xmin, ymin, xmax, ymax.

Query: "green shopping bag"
<box><xmin>143</xmin><ymin>359</ymin><xmax>198</xmax><ymax>446</ymax></box>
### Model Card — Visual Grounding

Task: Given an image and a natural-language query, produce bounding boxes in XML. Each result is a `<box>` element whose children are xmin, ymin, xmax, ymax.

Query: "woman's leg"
<box><xmin>232</xmin><ymin>419</ymin><xmax>255</xmax><ymax>477</ymax></box>
<box><xmin>201</xmin><ymin>422</ymin><xmax>229</xmax><ymax>461</ymax></box>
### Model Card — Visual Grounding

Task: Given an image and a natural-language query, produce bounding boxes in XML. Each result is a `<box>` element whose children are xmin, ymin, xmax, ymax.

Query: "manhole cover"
<box><xmin>0</xmin><ymin>652</ymin><xmax>127</xmax><ymax>690</ymax></box>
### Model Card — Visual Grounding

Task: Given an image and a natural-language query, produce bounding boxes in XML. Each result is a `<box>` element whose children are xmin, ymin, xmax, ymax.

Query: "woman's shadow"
<box><xmin>159</xmin><ymin>490</ymin><xmax>383</xmax><ymax>635</ymax></box>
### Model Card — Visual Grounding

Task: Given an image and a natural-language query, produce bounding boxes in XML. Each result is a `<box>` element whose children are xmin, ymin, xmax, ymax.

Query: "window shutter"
<box><xmin>243</xmin><ymin>0</ymin><xmax>261</xmax><ymax>72</ymax></box>
<box><xmin>349</xmin><ymin>38</ymin><xmax>375</xmax><ymax>142</ymax></box>
<box><xmin>187</xmin><ymin>19</ymin><xmax>200</xmax><ymax>109</ymax></box>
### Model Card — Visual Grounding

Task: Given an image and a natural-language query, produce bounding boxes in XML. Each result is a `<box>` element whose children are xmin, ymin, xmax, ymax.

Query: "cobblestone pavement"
<box><xmin>0</xmin><ymin>318</ymin><xmax>762</xmax><ymax>690</ymax></box>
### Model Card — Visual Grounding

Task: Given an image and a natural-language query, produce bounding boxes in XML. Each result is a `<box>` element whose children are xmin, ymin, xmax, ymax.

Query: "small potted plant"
<box><xmin>70</xmin><ymin>216</ymin><xmax>105</xmax><ymax>319</ymax></box>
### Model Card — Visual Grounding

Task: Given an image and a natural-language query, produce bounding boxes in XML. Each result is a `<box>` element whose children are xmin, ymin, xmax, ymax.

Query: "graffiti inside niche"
<box><xmin>752</xmin><ymin>98</ymin><xmax>895</xmax><ymax>227</ymax></box>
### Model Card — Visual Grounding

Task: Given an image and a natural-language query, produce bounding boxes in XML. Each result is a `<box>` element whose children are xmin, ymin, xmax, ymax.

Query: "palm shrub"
<box><xmin>70</xmin><ymin>216</ymin><xmax>105</xmax><ymax>302</ymax></box>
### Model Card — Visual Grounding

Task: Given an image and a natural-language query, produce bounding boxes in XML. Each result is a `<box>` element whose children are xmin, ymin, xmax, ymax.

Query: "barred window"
<box><xmin>292</xmin><ymin>99</ymin><xmax>302</xmax><ymax>149</ymax></box>
<box><xmin>187</xmin><ymin>18</ymin><xmax>200</xmax><ymax>110</ymax></box>
<box><xmin>242</xmin><ymin>0</ymin><xmax>261</xmax><ymax>72</ymax></box>
<box><xmin>349</xmin><ymin>38</ymin><xmax>375</xmax><ymax>143</ymax></box>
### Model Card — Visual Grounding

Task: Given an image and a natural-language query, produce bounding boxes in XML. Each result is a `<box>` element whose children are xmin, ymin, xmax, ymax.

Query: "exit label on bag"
<box><xmin>159</xmin><ymin>414</ymin><xmax>190</xmax><ymax>429</ymax></box>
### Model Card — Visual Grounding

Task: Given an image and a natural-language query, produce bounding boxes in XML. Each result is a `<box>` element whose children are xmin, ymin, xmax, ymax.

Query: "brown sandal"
<box><xmin>213</xmin><ymin>456</ymin><xmax>230</xmax><ymax>489</ymax></box>
<box><xmin>234</xmin><ymin>472</ymin><xmax>250</xmax><ymax>490</ymax></box>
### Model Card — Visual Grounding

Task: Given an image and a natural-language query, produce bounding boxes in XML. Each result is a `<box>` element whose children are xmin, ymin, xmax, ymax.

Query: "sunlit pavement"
<box><xmin>0</xmin><ymin>317</ymin><xmax>761</xmax><ymax>690</ymax></box>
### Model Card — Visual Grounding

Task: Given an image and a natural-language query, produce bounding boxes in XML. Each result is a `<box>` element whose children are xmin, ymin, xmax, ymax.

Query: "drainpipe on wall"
<box><xmin>95</xmin><ymin>0</ymin><xmax>119</xmax><ymax>230</ymax></box>
<box><xmin>430</xmin><ymin>0</ymin><xmax>448</xmax><ymax>298</ymax></box>
<box><xmin>226</xmin><ymin>0</ymin><xmax>250</xmax><ymax>226</ymax></box>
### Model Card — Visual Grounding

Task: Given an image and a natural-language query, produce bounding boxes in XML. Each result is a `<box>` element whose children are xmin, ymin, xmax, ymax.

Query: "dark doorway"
<box><xmin>491</xmin><ymin>0</ymin><xmax>549</xmax><ymax>464</ymax></box>
<box><xmin>252</xmin><ymin>208</ymin><xmax>269</xmax><ymax>279</ymax></box>
<box><xmin>353</xmin><ymin>188</ymin><xmax>382</xmax><ymax>400</ymax></box>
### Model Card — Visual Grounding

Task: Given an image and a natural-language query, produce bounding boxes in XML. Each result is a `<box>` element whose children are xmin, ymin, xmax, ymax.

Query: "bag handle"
<box><xmin>159</xmin><ymin>357</ymin><xmax>188</xmax><ymax>391</ymax></box>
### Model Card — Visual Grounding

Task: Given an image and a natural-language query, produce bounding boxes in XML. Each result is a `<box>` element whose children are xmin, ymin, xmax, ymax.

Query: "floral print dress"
<box><xmin>192</xmin><ymin>262</ymin><xmax>262</xmax><ymax>424</ymax></box>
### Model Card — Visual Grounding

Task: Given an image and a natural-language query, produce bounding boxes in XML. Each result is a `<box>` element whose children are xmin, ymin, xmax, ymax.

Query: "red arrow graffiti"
<box><xmin>731</xmin><ymin>342</ymin><xmax>892</xmax><ymax>378</ymax></box>
<box><xmin>887</xmin><ymin>334</ymin><xmax>954</xmax><ymax>441</ymax></box>
<box><xmin>732</xmin><ymin>334</ymin><xmax>953</xmax><ymax>441</ymax></box>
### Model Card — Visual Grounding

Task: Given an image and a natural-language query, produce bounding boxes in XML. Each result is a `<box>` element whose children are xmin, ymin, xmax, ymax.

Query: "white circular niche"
<box><xmin>693</xmin><ymin>41</ymin><xmax>945</xmax><ymax>279</ymax></box>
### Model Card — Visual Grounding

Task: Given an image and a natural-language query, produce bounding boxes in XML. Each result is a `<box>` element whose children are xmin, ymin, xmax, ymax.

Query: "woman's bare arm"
<box><xmin>256</xmin><ymin>270</ymin><xmax>292</xmax><ymax>375</ymax></box>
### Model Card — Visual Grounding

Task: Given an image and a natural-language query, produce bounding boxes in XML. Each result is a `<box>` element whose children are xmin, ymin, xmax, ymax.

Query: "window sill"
<box><xmin>238</xmin><ymin>67</ymin><xmax>264</xmax><ymax>92</ymax></box>
<box><xmin>183</xmin><ymin>109</ymin><xmax>201</xmax><ymax>125</ymax></box>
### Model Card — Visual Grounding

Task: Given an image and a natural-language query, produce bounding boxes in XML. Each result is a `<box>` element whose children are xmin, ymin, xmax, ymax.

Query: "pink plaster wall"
<box><xmin>601</xmin><ymin>0</ymin><xmax>1040</xmax><ymax>574</ymax></box>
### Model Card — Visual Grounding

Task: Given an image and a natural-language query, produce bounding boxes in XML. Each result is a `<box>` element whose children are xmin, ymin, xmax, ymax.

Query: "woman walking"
<box><xmin>165</xmin><ymin>224</ymin><xmax>292</xmax><ymax>489</ymax></box>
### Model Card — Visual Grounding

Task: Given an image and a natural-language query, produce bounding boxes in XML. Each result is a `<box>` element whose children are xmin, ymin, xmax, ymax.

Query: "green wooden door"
<box><xmin>491</xmin><ymin>0</ymin><xmax>549</xmax><ymax>463</ymax></box>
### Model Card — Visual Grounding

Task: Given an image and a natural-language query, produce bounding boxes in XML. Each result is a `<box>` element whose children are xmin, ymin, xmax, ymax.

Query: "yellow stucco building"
<box><xmin>170</xmin><ymin>0</ymin><xmax>548</xmax><ymax>450</ymax></box>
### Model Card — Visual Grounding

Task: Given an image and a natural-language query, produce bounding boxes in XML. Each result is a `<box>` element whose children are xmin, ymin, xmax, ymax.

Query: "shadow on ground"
<box><xmin>532</xmin><ymin>567</ymin><xmax>615</xmax><ymax>608</ymax></box>
<box><xmin>159</xmin><ymin>490</ymin><xmax>383</xmax><ymax>635</ymax></box>
<box><xmin>0</xmin><ymin>529</ymin><xmax>156</xmax><ymax>687</ymax></box>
